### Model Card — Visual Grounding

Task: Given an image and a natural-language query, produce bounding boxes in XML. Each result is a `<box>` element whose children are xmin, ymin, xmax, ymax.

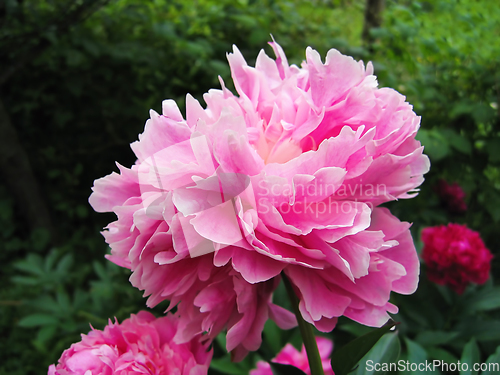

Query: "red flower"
<box><xmin>434</xmin><ymin>179</ymin><xmax>467</xmax><ymax>214</ymax></box>
<box><xmin>422</xmin><ymin>224</ymin><xmax>493</xmax><ymax>294</ymax></box>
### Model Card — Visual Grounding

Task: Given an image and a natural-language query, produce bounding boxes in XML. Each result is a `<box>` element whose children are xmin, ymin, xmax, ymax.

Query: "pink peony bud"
<box><xmin>250</xmin><ymin>336</ymin><xmax>334</xmax><ymax>375</ymax></box>
<box><xmin>422</xmin><ymin>223</ymin><xmax>493</xmax><ymax>294</ymax></box>
<box><xmin>434</xmin><ymin>179</ymin><xmax>467</xmax><ymax>214</ymax></box>
<box><xmin>48</xmin><ymin>311</ymin><xmax>212</xmax><ymax>375</ymax></box>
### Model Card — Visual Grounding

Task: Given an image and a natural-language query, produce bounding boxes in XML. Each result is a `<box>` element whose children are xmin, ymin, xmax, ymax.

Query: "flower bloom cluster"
<box><xmin>422</xmin><ymin>223</ymin><xmax>493</xmax><ymax>294</ymax></box>
<box><xmin>89</xmin><ymin>41</ymin><xmax>429</xmax><ymax>359</ymax></box>
<box><xmin>48</xmin><ymin>311</ymin><xmax>212</xmax><ymax>375</ymax></box>
<box><xmin>434</xmin><ymin>179</ymin><xmax>467</xmax><ymax>214</ymax></box>
<box><xmin>250</xmin><ymin>336</ymin><xmax>334</xmax><ymax>375</ymax></box>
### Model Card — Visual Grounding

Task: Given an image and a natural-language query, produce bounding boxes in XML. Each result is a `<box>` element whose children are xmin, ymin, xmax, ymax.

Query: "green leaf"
<box><xmin>427</xmin><ymin>347</ymin><xmax>459</xmax><ymax>364</ymax></box>
<box><xmin>30</xmin><ymin>295</ymin><xmax>60</xmax><ymax>314</ymax></box>
<box><xmin>404</xmin><ymin>339</ymin><xmax>441</xmax><ymax>375</ymax></box>
<box><xmin>415</xmin><ymin>330</ymin><xmax>459</xmax><ymax>346</ymax></box>
<box><xmin>44</xmin><ymin>251</ymin><xmax>59</xmax><ymax>273</ymax></box>
<box><xmin>215</xmin><ymin>332</ymin><xmax>227</xmax><ymax>352</ymax></box>
<box><xmin>440</xmin><ymin>129</ymin><xmax>472</xmax><ymax>155</ymax></box>
<box><xmin>264</xmin><ymin>319</ymin><xmax>282</xmax><ymax>355</ymax></box>
<box><xmin>73</xmin><ymin>288</ymin><xmax>90</xmax><ymax>310</ymax></box>
<box><xmin>18</xmin><ymin>314</ymin><xmax>58</xmax><ymax>327</ymax></box>
<box><xmin>230</xmin><ymin>14</ymin><xmax>259</xmax><ymax>28</ymax></box>
<box><xmin>477</xmin><ymin>189</ymin><xmax>500</xmax><ymax>223</ymax></box>
<box><xmin>352</xmin><ymin>332</ymin><xmax>401</xmax><ymax>375</ymax></box>
<box><xmin>403</xmin><ymin>338</ymin><xmax>432</xmax><ymax>375</ymax></box>
<box><xmin>331</xmin><ymin>320</ymin><xmax>397</xmax><ymax>375</ymax></box>
<box><xmin>11</xmin><ymin>276</ymin><xmax>40</xmax><ymax>285</ymax></box>
<box><xmin>270</xmin><ymin>362</ymin><xmax>308</xmax><ymax>375</ymax></box>
<box><xmin>415</xmin><ymin>129</ymin><xmax>450</xmax><ymax>161</ymax></box>
<box><xmin>56</xmin><ymin>290</ymin><xmax>72</xmax><ymax>313</ymax></box>
<box><xmin>460</xmin><ymin>338</ymin><xmax>480</xmax><ymax>375</ymax></box>
<box><xmin>34</xmin><ymin>325</ymin><xmax>57</xmax><ymax>345</ymax></box>
<box><xmin>471</xmin><ymin>103</ymin><xmax>496</xmax><ymax>125</ymax></box>
<box><xmin>93</xmin><ymin>261</ymin><xmax>108</xmax><ymax>281</ymax></box>
<box><xmin>56</xmin><ymin>254</ymin><xmax>74</xmax><ymax>275</ymax></box>
<box><xmin>14</xmin><ymin>254</ymin><xmax>44</xmax><ymax>277</ymax></box>
<box><xmin>481</xmin><ymin>345</ymin><xmax>500</xmax><ymax>375</ymax></box>
<box><xmin>32</xmin><ymin>325</ymin><xmax>58</xmax><ymax>353</ymax></box>
<box><xmin>461</xmin><ymin>287</ymin><xmax>500</xmax><ymax>314</ymax></box>
<box><xmin>457</xmin><ymin>320</ymin><xmax>500</xmax><ymax>342</ymax></box>
<box><xmin>209</xmin><ymin>357</ymin><xmax>247</xmax><ymax>375</ymax></box>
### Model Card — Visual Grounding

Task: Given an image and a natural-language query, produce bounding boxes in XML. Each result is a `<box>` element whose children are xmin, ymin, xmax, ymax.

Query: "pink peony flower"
<box><xmin>434</xmin><ymin>179</ymin><xmax>467</xmax><ymax>213</ymax></box>
<box><xmin>422</xmin><ymin>223</ymin><xmax>493</xmax><ymax>294</ymax></box>
<box><xmin>250</xmin><ymin>336</ymin><xmax>334</xmax><ymax>375</ymax></box>
<box><xmin>90</xmin><ymin>41</ymin><xmax>429</xmax><ymax>358</ymax></box>
<box><xmin>48</xmin><ymin>311</ymin><xmax>212</xmax><ymax>375</ymax></box>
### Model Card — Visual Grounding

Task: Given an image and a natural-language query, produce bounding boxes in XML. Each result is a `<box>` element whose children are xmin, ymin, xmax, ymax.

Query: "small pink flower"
<box><xmin>434</xmin><ymin>179</ymin><xmax>467</xmax><ymax>213</ymax></box>
<box><xmin>250</xmin><ymin>336</ymin><xmax>334</xmax><ymax>375</ymax></box>
<box><xmin>90</xmin><ymin>41</ymin><xmax>428</xmax><ymax>358</ymax></box>
<box><xmin>48</xmin><ymin>311</ymin><xmax>212</xmax><ymax>375</ymax></box>
<box><xmin>422</xmin><ymin>223</ymin><xmax>493</xmax><ymax>294</ymax></box>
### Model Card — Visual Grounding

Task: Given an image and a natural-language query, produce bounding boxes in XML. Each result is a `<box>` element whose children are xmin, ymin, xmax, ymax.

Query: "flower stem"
<box><xmin>282</xmin><ymin>272</ymin><xmax>325</xmax><ymax>375</ymax></box>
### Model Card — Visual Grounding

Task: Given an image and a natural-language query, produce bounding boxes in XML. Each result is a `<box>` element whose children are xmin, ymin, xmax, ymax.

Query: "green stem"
<box><xmin>282</xmin><ymin>272</ymin><xmax>325</xmax><ymax>375</ymax></box>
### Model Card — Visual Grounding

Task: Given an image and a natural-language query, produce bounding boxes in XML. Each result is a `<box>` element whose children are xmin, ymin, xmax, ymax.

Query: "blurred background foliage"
<box><xmin>1</xmin><ymin>0</ymin><xmax>500</xmax><ymax>374</ymax></box>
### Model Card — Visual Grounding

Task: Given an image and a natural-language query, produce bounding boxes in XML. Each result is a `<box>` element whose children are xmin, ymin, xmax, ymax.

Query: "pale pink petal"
<box><xmin>89</xmin><ymin>164</ymin><xmax>140</xmax><ymax>212</ymax></box>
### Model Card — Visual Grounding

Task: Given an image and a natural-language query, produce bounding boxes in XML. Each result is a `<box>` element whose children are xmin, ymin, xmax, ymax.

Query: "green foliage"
<box><xmin>460</xmin><ymin>339</ymin><xmax>480</xmax><ymax>375</ymax></box>
<box><xmin>331</xmin><ymin>321</ymin><xmax>398</xmax><ymax>375</ymax></box>
<box><xmin>352</xmin><ymin>332</ymin><xmax>401</xmax><ymax>375</ymax></box>
<box><xmin>377</xmin><ymin>0</ymin><xmax>500</xmax><ymax>284</ymax></box>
